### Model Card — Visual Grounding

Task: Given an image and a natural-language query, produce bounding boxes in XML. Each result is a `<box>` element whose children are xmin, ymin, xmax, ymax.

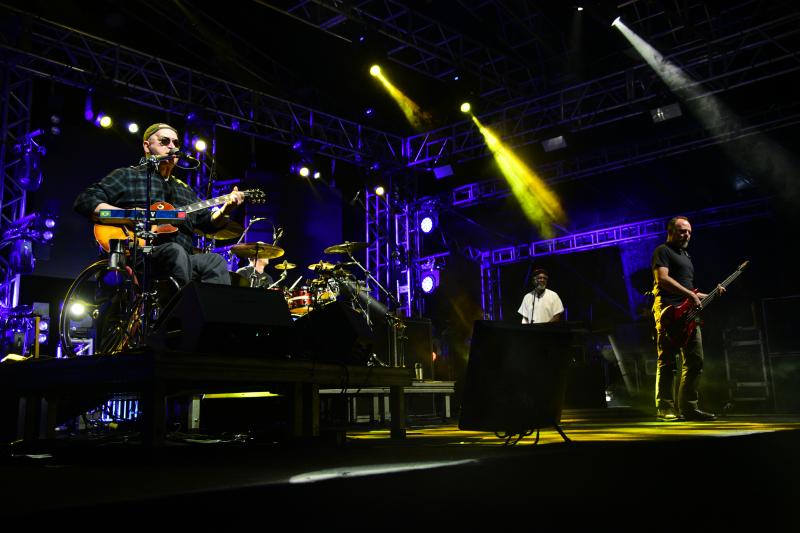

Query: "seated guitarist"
<box><xmin>74</xmin><ymin>123</ymin><xmax>245</xmax><ymax>287</ymax></box>
<box><xmin>651</xmin><ymin>215</ymin><xmax>724</xmax><ymax>421</ymax></box>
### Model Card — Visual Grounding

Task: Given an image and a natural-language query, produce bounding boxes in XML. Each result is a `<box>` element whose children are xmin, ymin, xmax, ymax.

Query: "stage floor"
<box><xmin>2</xmin><ymin>408</ymin><xmax>800</xmax><ymax>524</ymax></box>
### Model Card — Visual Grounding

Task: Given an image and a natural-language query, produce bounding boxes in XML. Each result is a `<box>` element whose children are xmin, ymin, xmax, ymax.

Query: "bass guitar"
<box><xmin>659</xmin><ymin>260</ymin><xmax>749</xmax><ymax>350</ymax></box>
<box><xmin>93</xmin><ymin>189</ymin><xmax>266</xmax><ymax>252</ymax></box>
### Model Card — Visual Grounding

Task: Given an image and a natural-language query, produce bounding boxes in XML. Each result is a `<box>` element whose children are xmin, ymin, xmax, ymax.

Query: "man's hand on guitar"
<box><xmin>690</xmin><ymin>292</ymin><xmax>703</xmax><ymax>308</ymax></box>
<box><xmin>218</xmin><ymin>186</ymin><xmax>245</xmax><ymax>217</ymax></box>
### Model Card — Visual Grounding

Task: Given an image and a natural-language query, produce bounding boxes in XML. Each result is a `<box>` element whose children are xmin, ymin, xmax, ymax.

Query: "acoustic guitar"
<box><xmin>93</xmin><ymin>189</ymin><xmax>266</xmax><ymax>252</ymax></box>
<box><xmin>659</xmin><ymin>260</ymin><xmax>749</xmax><ymax>350</ymax></box>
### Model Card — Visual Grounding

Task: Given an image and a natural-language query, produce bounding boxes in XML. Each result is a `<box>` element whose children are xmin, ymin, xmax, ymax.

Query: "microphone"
<box><xmin>349</xmin><ymin>190</ymin><xmax>362</xmax><ymax>206</ymax></box>
<box><xmin>156</xmin><ymin>148</ymin><xmax>200</xmax><ymax>163</ymax></box>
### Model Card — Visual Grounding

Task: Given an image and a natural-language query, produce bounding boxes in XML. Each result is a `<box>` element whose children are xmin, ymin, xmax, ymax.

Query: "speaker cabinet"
<box><xmin>292</xmin><ymin>301</ymin><xmax>375</xmax><ymax>364</ymax></box>
<box><xmin>770</xmin><ymin>354</ymin><xmax>800</xmax><ymax>413</ymax></box>
<box><xmin>458</xmin><ymin>321</ymin><xmax>577</xmax><ymax>433</ymax></box>
<box><xmin>152</xmin><ymin>281</ymin><xmax>295</xmax><ymax>356</ymax></box>
<box><xmin>762</xmin><ymin>296</ymin><xmax>800</xmax><ymax>355</ymax></box>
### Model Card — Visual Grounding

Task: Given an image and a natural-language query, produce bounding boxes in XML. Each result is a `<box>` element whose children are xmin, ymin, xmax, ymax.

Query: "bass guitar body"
<box><xmin>659</xmin><ymin>289</ymin><xmax>703</xmax><ymax>351</ymax></box>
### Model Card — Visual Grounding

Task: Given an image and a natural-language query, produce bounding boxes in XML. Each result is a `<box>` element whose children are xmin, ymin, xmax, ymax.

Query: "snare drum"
<box><xmin>287</xmin><ymin>286</ymin><xmax>312</xmax><ymax>315</ymax></box>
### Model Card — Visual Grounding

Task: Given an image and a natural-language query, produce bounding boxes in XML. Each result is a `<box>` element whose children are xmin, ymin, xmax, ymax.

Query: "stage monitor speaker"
<box><xmin>762</xmin><ymin>296</ymin><xmax>800</xmax><ymax>355</ymax></box>
<box><xmin>458</xmin><ymin>320</ymin><xmax>577</xmax><ymax>433</ymax></box>
<box><xmin>152</xmin><ymin>281</ymin><xmax>295</xmax><ymax>356</ymax></box>
<box><xmin>769</xmin><ymin>354</ymin><xmax>800</xmax><ymax>413</ymax></box>
<box><xmin>292</xmin><ymin>301</ymin><xmax>375</xmax><ymax>364</ymax></box>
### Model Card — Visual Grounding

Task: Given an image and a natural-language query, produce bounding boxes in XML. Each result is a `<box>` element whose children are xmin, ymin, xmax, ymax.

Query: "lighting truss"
<box><xmin>0</xmin><ymin>6</ymin><xmax>405</xmax><ymax>168</ymax></box>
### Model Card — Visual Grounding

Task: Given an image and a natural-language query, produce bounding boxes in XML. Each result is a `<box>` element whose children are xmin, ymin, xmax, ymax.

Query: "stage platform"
<box><xmin>2</xmin><ymin>409</ymin><xmax>799</xmax><ymax>525</ymax></box>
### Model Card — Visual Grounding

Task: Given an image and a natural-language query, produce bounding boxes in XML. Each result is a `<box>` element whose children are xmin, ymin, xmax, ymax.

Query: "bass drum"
<box><xmin>287</xmin><ymin>286</ymin><xmax>312</xmax><ymax>316</ymax></box>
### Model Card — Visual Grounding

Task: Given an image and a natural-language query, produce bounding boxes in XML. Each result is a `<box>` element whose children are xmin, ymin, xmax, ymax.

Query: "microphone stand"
<box><xmin>137</xmin><ymin>155</ymin><xmax>163</xmax><ymax>346</ymax></box>
<box><xmin>343</xmin><ymin>250</ymin><xmax>403</xmax><ymax>367</ymax></box>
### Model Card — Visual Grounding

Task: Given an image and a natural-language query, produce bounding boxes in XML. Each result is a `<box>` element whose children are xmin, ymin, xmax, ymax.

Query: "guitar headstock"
<box><xmin>242</xmin><ymin>189</ymin><xmax>267</xmax><ymax>204</ymax></box>
<box><xmin>738</xmin><ymin>260</ymin><xmax>749</xmax><ymax>271</ymax></box>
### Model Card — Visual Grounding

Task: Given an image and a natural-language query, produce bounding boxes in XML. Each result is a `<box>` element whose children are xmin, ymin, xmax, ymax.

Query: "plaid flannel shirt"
<box><xmin>74</xmin><ymin>164</ymin><xmax>220</xmax><ymax>253</ymax></box>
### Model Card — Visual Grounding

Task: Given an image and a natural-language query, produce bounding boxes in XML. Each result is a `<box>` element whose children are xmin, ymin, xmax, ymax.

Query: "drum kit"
<box><xmin>224</xmin><ymin>237</ymin><xmax>373</xmax><ymax>320</ymax></box>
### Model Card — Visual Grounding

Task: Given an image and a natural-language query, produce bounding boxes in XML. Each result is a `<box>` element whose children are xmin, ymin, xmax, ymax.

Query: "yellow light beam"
<box><xmin>371</xmin><ymin>67</ymin><xmax>432</xmax><ymax>131</ymax></box>
<box><xmin>471</xmin><ymin>115</ymin><xmax>566</xmax><ymax>237</ymax></box>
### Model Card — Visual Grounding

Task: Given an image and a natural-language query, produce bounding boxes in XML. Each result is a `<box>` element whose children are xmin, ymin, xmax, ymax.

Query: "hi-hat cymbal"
<box><xmin>194</xmin><ymin>220</ymin><xmax>244</xmax><ymax>240</ymax></box>
<box><xmin>323</xmin><ymin>241</ymin><xmax>368</xmax><ymax>255</ymax></box>
<box><xmin>274</xmin><ymin>260</ymin><xmax>296</xmax><ymax>270</ymax></box>
<box><xmin>231</xmin><ymin>242</ymin><xmax>285</xmax><ymax>260</ymax></box>
<box><xmin>309</xmin><ymin>261</ymin><xmax>335</xmax><ymax>271</ymax></box>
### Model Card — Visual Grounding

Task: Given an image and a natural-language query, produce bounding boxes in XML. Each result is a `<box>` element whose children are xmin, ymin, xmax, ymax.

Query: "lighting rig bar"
<box><xmin>404</xmin><ymin>10</ymin><xmax>800</xmax><ymax>167</ymax></box>
<box><xmin>263</xmin><ymin>0</ymin><xmax>548</xmax><ymax>104</ymax></box>
<box><xmin>0</xmin><ymin>7</ymin><xmax>405</xmax><ymax>168</ymax></box>
<box><xmin>441</xmin><ymin>102</ymin><xmax>800</xmax><ymax>209</ymax></box>
<box><xmin>481</xmin><ymin>197</ymin><xmax>771</xmax><ymax>267</ymax></box>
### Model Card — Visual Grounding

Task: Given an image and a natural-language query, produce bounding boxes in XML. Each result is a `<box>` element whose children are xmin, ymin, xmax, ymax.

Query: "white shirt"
<box><xmin>518</xmin><ymin>289</ymin><xmax>564</xmax><ymax>323</ymax></box>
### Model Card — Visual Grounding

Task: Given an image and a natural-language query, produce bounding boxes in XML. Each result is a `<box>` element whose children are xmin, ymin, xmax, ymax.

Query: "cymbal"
<box><xmin>274</xmin><ymin>260</ymin><xmax>296</xmax><ymax>270</ymax></box>
<box><xmin>231</xmin><ymin>242</ymin><xmax>285</xmax><ymax>260</ymax></box>
<box><xmin>194</xmin><ymin>220</ymin><xmax>244</xmax><ymax>240</ymax></box>
<box><xmin>324</xmin><ymin>241</ymin><xmax>368</xmax><ymax>255</ymax></box>
<box><xmin>309</xmin><ymin>261</ymin><xmax>336</xmax><ymax>271</ymax></box>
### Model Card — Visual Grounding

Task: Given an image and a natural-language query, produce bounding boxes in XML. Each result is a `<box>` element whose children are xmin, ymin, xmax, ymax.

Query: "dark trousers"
<box><xmin>151</xmin><ymin>243</ymin><xmax>230</xmax><ymax>287</ymax></box>
<box><xmin>653</xmin><ymin>302</ymin><xmax>705</xmax><ymax>414</ymax></box>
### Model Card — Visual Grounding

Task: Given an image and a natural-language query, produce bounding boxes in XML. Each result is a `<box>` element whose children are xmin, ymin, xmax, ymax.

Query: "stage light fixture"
<box><xmin>2</xmin><ymin>212</ymin><xmax>57</xmax><ymax>243</ymax></box>
<box><xmin>433</xmin><ymin>164</ymin><xmax>453</xmax><ymax>179</ymax></box>
<box><xmin>127</xmin><ymin>122</ymin><xmax>139</xmax><ymax>134</ymax></box>
<box><xmin>194</xmin><ymin>138</ymin><xmax>208</xmax><ymax>152</ymax></box>
<box><xmin>96</xmin><ymin>114</ymin><xmax>112</xmax><ymax>128</ymax></box>
<box><xmin>541</xmin><ymin>135</ymin><xmax>568</xmax><ymax>152</ymax></box>
<box><xmin>50</xmin><ymin>115</ymin><xmax>61</xmax><ymax>136</ymax></box>
<box><xmin>460</xmin><ymin>102</ymin><xmax>471</xmax><ymax>114</ymax></box>
<box><xmin>69</xmin><ymin>302</ymin><xmax>87</xmax><ymax>318</ymax></box>
<box><xmin>420</xmin><ymin>270</ymin><xmax>439</xmax><ymax>294</ymax></box>
<box><xmin>418</xmin><ymin>206</ymin><xmax>439</xmax><ymax>234</ymax></box>
<box><xmin>313</xmin><ymin>171</ymin><xmax>321</xmax><ymax>180</ymax></box>
<box><xmin>611</xmin><ymin>16</ymin><xmax>621</xmax><ymax>27</ymax></box>
<box><xmin>650</xmin><ymin>103</ymin><xmax>682</xmax><ymax>123</ymax></box>
<box><xmin>374</xmin><ymin>185</ymin><xmax>385</xmax><ymax>196</ymax></box>
<box><xmin>370</xmin><ymin>65</ymin><xmax>381</xmax><ymax>77</ymax></box>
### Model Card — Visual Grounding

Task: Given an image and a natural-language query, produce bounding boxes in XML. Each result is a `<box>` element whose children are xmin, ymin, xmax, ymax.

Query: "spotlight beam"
<box><xmin>370</xmin><ymin>66</ymin><xmax>431</xmax><ymax>131</ymax></box>
<box><xmin>613</xmin><ymin>18</ymin><xmax>800</xmax><ymax>201</ymax></box>
<box><xmin>470</xmin><ymin>115</ymin><xmax>565</xmax><ymax>238</ymax></box>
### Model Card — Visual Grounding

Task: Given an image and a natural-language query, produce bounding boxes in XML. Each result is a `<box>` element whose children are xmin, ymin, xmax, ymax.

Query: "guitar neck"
<box><xmin>699</xmin><ymin>262</ymin><xmax>747</xmax><ymax>310</ymax></box>
<box><xmin>181</xmin><ymin>192</ymin><xmax>246</xmax><ymax>214</ymax></box>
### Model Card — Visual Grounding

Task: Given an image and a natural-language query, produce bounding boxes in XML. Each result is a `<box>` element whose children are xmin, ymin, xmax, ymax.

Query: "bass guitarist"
<box><xmin>74</xmin><ymin>123</ymin><xmax>245</xmax><ymax>287</ymax></box>
<box><xmin>652</xmin><ymin>215</ymin><xmax>724</xmax><ymax>421</ymax></box>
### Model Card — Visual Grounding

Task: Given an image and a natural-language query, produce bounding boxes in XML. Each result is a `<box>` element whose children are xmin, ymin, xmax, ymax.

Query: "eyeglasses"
<box><xmin>157</xmin><ymin>136</ymin><xmax>180</xmax><ymax>148</ymax></box>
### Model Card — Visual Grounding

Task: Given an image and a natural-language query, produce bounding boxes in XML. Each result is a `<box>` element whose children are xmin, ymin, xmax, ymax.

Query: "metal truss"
<box><xmin>404</xmin><ymin>8</ymin><xmax>800</xmax><ymax>167</ymax></box>
<box><xmin>0</xmin><ymin>7</ymin><xmax>405</xmax><ymax>168</ymax></box>
<box><xmin>0</xmin><ymin>65</ymin><xmax>33</xmax><ymax>308</ymax></box>
<box><xmin>365</xmin><ymin>189</ymin><xmax>393</xmax><ymax>309</ymax></box>
<box><xmin>260</xmin><ymin>0</ymin><xmax>549</xmax><ymax>103</ymax></box>
<box><xmin>437</xmin><ymin>102</ymin><xmax>800</xmax><ymax>209</ymax></box>
<box><xmin>478</xmin><ymin>197</ymin><xmax>773</xmax><ymax>319</ymax></box>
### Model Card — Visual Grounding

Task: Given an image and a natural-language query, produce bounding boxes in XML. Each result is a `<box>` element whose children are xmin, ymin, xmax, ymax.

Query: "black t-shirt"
<box><xmin>651</xmin><ymin>242</ymin><xmax>694</xmax><ymax>306</ymax></box>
